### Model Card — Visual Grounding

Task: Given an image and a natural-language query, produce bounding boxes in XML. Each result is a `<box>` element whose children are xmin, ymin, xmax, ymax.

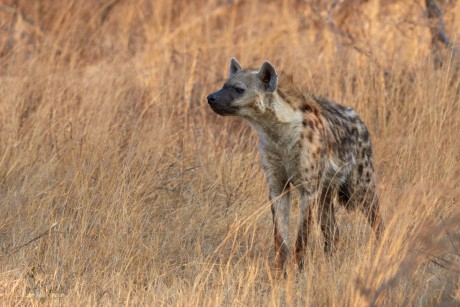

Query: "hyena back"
<box><xmin>207</xmin><ymin>58</ymin><xmax>384</xmax><ymax>270</ymax></box>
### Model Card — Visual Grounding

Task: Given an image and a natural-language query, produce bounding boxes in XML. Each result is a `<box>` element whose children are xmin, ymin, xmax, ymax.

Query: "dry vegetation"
<box><xmin>0</xmin><ymin>0</ymin><xmax>459</xmax><ymax>305</ymax></box>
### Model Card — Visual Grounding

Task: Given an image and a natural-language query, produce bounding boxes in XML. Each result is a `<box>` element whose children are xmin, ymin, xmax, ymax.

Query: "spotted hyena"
<box><xmin>207</xmin><ymin>58</ymin><xmax>384</xmax><ymax>270</ymax></box>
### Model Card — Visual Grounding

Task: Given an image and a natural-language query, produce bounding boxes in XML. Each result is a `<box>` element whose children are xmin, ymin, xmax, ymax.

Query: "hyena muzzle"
<box><xmin>207</xmin><ymin>58</ymin><xmax>384</xmax><ymax>271</ymax></box>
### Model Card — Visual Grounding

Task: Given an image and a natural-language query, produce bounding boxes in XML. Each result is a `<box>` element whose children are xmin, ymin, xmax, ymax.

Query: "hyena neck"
<box><xmin>245</xmin><ymin>92</ymin><xmax>303</xmax><ymax>147</ymax></box>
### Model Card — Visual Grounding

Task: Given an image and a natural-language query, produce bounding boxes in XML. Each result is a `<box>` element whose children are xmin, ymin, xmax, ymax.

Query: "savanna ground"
<box><xmin>0</xmin><ymin>0</ymin><xmax>459</xmax><ymax>305</ymax></box>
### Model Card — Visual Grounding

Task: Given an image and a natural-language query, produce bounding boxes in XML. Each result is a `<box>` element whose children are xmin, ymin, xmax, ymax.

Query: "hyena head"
<box><xmin>207</xmin><ymin>58</ymin><xmax>278</xmax><ymax>117</ymax></box>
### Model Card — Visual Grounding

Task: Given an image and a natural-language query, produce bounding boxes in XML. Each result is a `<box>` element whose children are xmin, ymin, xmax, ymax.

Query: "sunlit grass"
<box><xmin>0</xmin><ymin>0</ymin><xmax>459</xmax><ymax>305</ymax></box>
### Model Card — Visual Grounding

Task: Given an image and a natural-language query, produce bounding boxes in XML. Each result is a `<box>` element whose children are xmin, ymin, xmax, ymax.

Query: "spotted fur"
<box><xmin>207</xmin><ymin>58</ymin><xmax>384</xmax><ymax>271</ymax></box>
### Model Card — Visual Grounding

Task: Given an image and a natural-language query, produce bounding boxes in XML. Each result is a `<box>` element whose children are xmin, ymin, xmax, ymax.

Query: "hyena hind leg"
<box><xmin>361</xmin><ymin>195</ymin><xmax>384</xmax><ymax>240</ymax></box>
<box><xmin>318</xmin><ymin>189</ymin><xmax>340</xmax><ymax>255</ymax></box>
<box><xmin>338</xmin><ymin>183</ymin><xmax>384</xmax><ymax>240</ymax></box>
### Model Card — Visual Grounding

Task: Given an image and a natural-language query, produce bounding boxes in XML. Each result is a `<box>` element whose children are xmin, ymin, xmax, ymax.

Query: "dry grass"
<box><xmin>0</xmin><ymin>0</ymin><xmax>459</xmax><ymax>305</ymax></box>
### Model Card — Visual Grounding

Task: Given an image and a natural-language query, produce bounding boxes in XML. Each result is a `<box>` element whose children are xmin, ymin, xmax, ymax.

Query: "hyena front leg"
<box><xmin>295</xmin><ymin>191</ymin><xmax>314</xmax><ymax>270</ymax></box>
<box><xmin>269</xmin><ymin>185</ymin><xmax>291</xmax><ymax>271</ymax></box>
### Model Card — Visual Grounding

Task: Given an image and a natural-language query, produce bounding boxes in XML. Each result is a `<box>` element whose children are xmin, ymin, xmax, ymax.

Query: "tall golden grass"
<box><xmin>0</xmin><ymin>0</ymin><xmax>459</xmax><ymax>305</ymax></box>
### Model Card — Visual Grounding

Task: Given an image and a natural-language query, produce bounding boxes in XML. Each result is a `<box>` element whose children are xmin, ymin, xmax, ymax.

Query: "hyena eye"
<box><xmin>235</xmin><ymin>87</ymin><xmax>245</xmax><ymax>93</ymax></box>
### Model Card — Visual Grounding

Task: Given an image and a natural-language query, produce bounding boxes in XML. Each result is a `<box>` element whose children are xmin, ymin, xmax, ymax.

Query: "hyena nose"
<box><xmin>207</xmin><ymin>94</ymin><xmax>217</xmax><ymax>103</ymax></box>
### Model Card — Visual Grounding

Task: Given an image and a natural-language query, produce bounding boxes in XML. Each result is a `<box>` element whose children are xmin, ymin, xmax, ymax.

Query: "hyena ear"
<box><xmin>257</xmin><ymin>61</ymin><xmax>278</xmax><ymax>92</ymax></box>
<box><xmin>229</xmin><ymin>58</ymin><xmax>242</xmax><ymax>78</ymax></box>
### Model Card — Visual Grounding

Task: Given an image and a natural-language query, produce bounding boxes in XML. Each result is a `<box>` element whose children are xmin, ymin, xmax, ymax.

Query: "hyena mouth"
<box><xmin>208</xmin><ymin>104</ymin><xmax>239</xmax><ymax>116</ymax></box>
<box><xmin>207</xmin><ymin>92</ymin><xmax>239</xmax><ymax>116</ymax></box>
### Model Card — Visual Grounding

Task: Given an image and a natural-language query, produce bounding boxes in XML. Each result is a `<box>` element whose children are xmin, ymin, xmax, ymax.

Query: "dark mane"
<box><xmin>276</xmin><ymin>73</ymin><xmax>321</xmax><ymax>113</ymax></box>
